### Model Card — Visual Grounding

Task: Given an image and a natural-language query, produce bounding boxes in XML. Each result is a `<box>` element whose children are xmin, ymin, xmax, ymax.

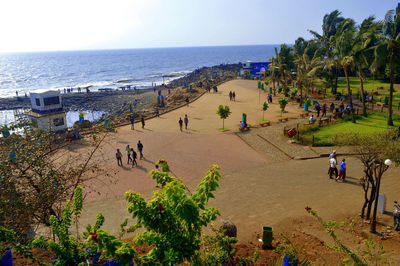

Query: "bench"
<box><xmin>278</xmin><ymin>117</ymin><xmax>289</xmax><ymax>122</ymax></box>
<box><xmin>259</xmin><ymin>121</ymin><xmax>271</xmax><ymax>127</ymax></box>
<box><xmin>376</xmin><ymin>102</ymin><xmax>385</xmax><ymax>112</ymax></box>
<box><xmin>299</xmin><ymin>112</ymin><xmax>309</xmax><ymax>118</ymax></box>
<box><xmin>333</xmin><ymin>111</ymin><xmax>343</xmax><ymax>119</ymax></box>
<box><xmin>318</xmin><ymin>117</ymin><xmax>329</xmax><ymax>126</ymax></box>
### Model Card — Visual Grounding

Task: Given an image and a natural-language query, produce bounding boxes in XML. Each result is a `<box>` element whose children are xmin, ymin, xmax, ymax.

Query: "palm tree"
<box><xmin>351</xmin><ymin>16</ymin><xmax>381</xmax><ymax>117</ymax></box>
<box><xmin>295</xmin><ymin>47</ymin><xmax>324</xmax><ymax>106</ymax></box>
<box><xmin>267</xmin><ymin>45</ymin><xmax>294</xmax><ymax>95</ymax></box>
<box><xmin>372</xmin><ymin>4</ymin><xmax>400</xmax><ymax>126</ymax></box>
<box><xmin>309</xmin><ymin>10</ymin><xmax>345</xmax><ymax>94</ymax></box>
<box><xmin>335</xmin><ymin>18</ymin><xmax>357</xmax><ymax>123</ymax></box>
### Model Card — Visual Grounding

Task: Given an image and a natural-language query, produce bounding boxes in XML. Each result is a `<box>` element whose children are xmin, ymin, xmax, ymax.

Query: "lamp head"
<box><xmin>384</xmin><ymin>159</ymin><xmax>392</xmax><ymax>166</ymax></box>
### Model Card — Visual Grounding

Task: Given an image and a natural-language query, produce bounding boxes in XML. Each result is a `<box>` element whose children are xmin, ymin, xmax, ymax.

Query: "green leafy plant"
<box><xmin>275</xmin><ymin>233</ymin><xmax>311</xmax><ymax>265</ymax></box>
<box><xmin>278</xmin><ymin>97</ymin><xmax>289</xmax><ymax>114</ymax></box>
<box><xmin>290</xmin><ymin>88</ymin><xmax>298</xmax><ymax>98</ymax></box>
<box><xmin>32</xmin><ymin>186</ymin><xmax>88</xmax><ymax>265</ymax></box>
<box><xmin>304</xmin><ymin>97</ymin><xmax>311</xmax><ymax>106</ymax></box>
<box><xmin>306</xmin><ymin>207</ymin><xmax>387</xmax><ymax>265</ymax></box>
<box><xmin>262</xmin><ymin>102</ymin><xmax>269</xmax><ymax>121</ymax></box>
<box><xmin>217</xmin><ymin>105</ymin><xmax>231</xmax><ymax>130</ymax></box>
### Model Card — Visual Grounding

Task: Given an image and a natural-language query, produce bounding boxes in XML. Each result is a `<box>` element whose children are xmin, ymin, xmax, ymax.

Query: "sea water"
<box><xmin>0</xmin><ymin>45</ymin><xmax>278</xmax><ymax>98</ymax></box>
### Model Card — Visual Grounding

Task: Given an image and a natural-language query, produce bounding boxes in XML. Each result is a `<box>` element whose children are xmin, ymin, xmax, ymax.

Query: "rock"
<box><xmin>220</xmin><ymin>220</ymin><xmax>237</xmax><ymax>238</ymax></box>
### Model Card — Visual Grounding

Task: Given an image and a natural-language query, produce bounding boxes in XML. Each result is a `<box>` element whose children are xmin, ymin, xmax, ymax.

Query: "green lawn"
<box><xmin>314</xmin><ymin>77</ymin><xmax>399</xmax><ymax>97</ymax></box>
<box><xmin>299</xmin><ymin>112</ymin><xmax>400</xmax><ymax>146</ymax></box>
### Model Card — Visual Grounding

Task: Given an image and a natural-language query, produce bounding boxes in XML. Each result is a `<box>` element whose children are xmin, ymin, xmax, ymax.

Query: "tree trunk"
<box><xmin>366</xmin><ymin>184</ymin><xmax>376</xmax><ymax>220</ymax></box>
<box><xmin>388</xmin><ymin>51</ymin><xmax>394</xmax><ymax>126</ymax></box>
<box><xmin>358</xmin><ymin>65</ymin><xmax>367</xmax><ymax>117</ymax></box>
<box><xmin>334</xmin><ymin>67</ymin><xmax>339</xmax><ymax>94</ymax></box>
<box><xmin>299</xmin><ymin>85</ymin><xmax>303</xmax><ymax>107</ymax></box>
<box><xmin>371</xmin><ymin>169</ymin><xmax>383</xmax><ymax>233</ymax></box>
<box><xmin>222</xmin><ymin>119</ymin><xmax>225</xmax><ymax>129</ymax></box>
<box><xmin>263</xmin><ymin>111</ymin><xmax>265</xmax><ymax>121</ymax></box>
<box><xmin>273</xmin><ymin>80</ymin><xmax>276</xmax><ymax>96</ymax></box>
<box><xmin>344</xmin><ymin>66</ymin><xmax>356</xmax><ymax>123</ymax></box>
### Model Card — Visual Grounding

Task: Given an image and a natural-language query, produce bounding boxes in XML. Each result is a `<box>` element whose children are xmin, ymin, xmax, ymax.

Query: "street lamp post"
<box><xmin>370</xmin><ymin>159</ymin><xmax>392</xmax><ymax>233</ymax></box>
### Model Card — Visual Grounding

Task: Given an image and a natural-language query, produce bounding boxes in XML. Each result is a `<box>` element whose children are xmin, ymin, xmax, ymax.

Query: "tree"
<box><xmin>216</xmin><ymin>105</ymin><xmax>231</xmax><ymax>130</ymax></box>
<box><xmin>351</xmin><ymin>16</ymin><xmax>381</xmax><ymax>117</ymax></box>
<box><xmin>262</xmin><ymin>102</ymin><xmax>269</xmax><ymax>120</ymax></box>
<box><xmin>372</xmin><ymin>3</ymin><xmax>400</xmax><ymax>126</ymax></box>
<box><xmin>334</xmin><ymin>18</ymin><xmax>357</xmax><ymax>123</ymax></box>
<box><xmin>0</xmin><ymin>124</ymin><xmax>107</xmax><ymax>231</ymax></box>
<box><xmin>335</xmin><ymin>129</ymin><xmax>400</xmax><ymax>233</ymax></box>
<box><xmin>309</xmin><ymin>10</ymin><xmax>345</xmax><ymax>94</ymax></box>
<box><xmin>278</xmin><ymin>97</ymin><xmax>289</xmax><ymax>114</ymax></box>
<box><xmin>295</xmin><ymin>47</ymin><xmax>324</xmax><ymax>104</ymax></box>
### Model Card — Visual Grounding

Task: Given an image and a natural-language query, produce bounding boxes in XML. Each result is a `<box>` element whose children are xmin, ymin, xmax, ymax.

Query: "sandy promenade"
<box><xmin>74</xmin><ymin>79</ymin><xmax>399</xmax><ymax>247</ymax></box>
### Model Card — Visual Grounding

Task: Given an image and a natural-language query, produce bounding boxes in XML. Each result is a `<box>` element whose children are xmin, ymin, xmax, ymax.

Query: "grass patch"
<box><xmin>219</xmin><ymin>128</ymin><xmax>230</xmax><ymax>132</ymax></box>
<box><xmin>315</xmin><ymin>77</ymin><xmax>399</xmax><ymax>97</ymax></box>
<box><xmin>259</xmin><ymin>120</ymin><xmax>269</xmax><ymax>122</ymax></box>
<box><xmin>298</xmin><ymin>112</ymin><xmax>400</xmax><ymax>146</ymax></box>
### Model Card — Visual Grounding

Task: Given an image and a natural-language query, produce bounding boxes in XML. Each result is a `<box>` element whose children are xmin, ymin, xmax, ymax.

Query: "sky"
<box><xmin>0</xmin><ymin>0</ymin><xmax>398</xmax><ymax>53</ymax></box>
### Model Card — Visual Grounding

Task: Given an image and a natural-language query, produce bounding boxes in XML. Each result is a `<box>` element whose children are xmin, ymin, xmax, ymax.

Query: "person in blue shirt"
<box><xmin>338</xmin><ymin>158</ymin><xmax>346</xmax><ymax>181</ymax></box>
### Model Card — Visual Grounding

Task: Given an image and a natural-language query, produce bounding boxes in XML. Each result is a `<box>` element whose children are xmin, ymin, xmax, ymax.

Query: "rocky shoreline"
<box><xmin>0</xmin><ymin>63</ymin><xmax>241</xmax><ymax>122</ymax></box>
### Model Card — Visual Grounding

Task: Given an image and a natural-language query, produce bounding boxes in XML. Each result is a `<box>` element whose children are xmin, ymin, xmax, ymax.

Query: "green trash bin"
<box><xmin>384</xmin><ymin>96</ymin><xmax>389</xmax><ymax>105</ymax></box>
<box><xmin>262</xmin><ymin>226</ymin><xmax>273</xmax><ymax>249</ymax></box>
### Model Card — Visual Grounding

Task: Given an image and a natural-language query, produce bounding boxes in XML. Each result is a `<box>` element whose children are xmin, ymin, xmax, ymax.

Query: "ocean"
<box><xmin>0</xmin><ymin>45</ymin><xmax>278</xmax><ymax>98</ymax></box>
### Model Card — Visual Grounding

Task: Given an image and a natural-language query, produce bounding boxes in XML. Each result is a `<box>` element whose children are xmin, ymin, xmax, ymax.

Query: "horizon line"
<box><xmin>0</xmin><ymin>43</ymin><xmax>291</xmax><ymax>55</ymax></box>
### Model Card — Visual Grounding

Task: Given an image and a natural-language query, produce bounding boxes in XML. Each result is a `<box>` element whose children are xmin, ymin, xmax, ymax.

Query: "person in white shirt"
<box><xmin>329</xmin><ymin>157</ymin><xmax>338</xmax><ymax>179</ymax></box>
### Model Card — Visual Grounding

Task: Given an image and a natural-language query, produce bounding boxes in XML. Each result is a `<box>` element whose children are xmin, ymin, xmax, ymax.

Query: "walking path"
<box><xmin>68</xmin><ymin>79</ymin><xmax>399</xmax><ymax>256</ymax></box>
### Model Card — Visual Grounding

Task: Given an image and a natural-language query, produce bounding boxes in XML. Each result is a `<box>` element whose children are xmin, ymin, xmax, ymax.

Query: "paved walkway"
<box><xmin>68</xmin><ymin>79</ymin><xmax>399</xmax><ymax>247</ymax></box>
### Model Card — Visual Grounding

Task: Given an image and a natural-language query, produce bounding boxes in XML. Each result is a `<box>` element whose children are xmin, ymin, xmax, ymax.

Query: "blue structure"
<box><xmin>241</xmin><ymin>61</ymin><xmax>271</xmax><ymax>77</ymax></box>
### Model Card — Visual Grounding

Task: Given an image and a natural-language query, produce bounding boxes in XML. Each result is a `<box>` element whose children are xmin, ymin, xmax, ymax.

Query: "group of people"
<box><xmin>314</xmin><ymin>102</ymin><xmax>327</xmax><ymax>117</ymax></box>
<box><xmin>328</xmin><ymin>150</ymin><xmax>346</xmax><ymax>182</ymax></box>
<box><xmin>115</xmin><ymin>140</ymin><xmax>144</xmax><ymax>167</ymax></box>
<box><xmin>228</xmin><ymin>91</ymin><xmax>236</xmax><ymax>101</ymax></box>
<box><xmin>178</xmin><ymin>114</ymin><xmax>189</xmax><ymax>131</ymax></box>
<box><xmin>129</xmin><ymin>116</ymin><xmax>146</xmax><ymax>130</ymax></box>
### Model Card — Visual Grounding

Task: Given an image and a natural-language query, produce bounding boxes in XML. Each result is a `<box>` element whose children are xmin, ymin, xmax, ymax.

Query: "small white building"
<box><xmin>27</xmin><ymin>91</ymin><xmax>67</xmax><ymax>132</ymax></box>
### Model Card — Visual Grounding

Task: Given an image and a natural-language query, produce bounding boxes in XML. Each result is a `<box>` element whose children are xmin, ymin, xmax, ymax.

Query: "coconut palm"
<box><xmin>372</xmin><ymin>3</ymin><xmax>400</xmax><ymax>126</ymax></box>
<box><xmin>309</xmin><ymin>10</ymin><xmax>345</xmax><ymax>93</ymax></box>
<box><xmin>351</xmin><ymin>16</ymin><xmax>381</xmax><ymax>117</ymax></box>
<box><xmin>334</xmin><ymin>18</ymin><xmax>357</xmax><ymax>123</ymax></box>
<box><xmin>295</xmin><ymin>48</ymin><xmax>324</xmax><ymax>106</ymax></box>
<box><xmin>267</xmin><ymin>45</ymin><xmax>294</xmax><ymax>94</ymax></box>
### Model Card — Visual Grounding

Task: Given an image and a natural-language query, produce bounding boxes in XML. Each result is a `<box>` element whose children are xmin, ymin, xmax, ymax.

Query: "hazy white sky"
<box><xmin>0</xmin><ymin>0</ymin><xmax>397</xmax><ymax>53</ymax></box>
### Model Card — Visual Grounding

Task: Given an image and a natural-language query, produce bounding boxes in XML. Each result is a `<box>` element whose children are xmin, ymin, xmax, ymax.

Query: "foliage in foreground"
<box><xmin>1</xmin><ymin>161</ymin><xmax>258</xmax><ymax>265</ymax></box>
<box><xmin>306</xmin><ymin>207</ymin><xmax>387</xmax><ymax>265</ymax></box>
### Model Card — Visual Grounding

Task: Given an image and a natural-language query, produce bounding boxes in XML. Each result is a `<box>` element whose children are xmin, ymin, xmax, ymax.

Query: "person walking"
<box><xmin>130</xmin><ymin>116</ymin><xmax>135</xmax><ymax>130</ymax></box>
<box><xmin>329</xmin><ymin>156</ymin><xmax>338</xmax><ymax>179</ymax></box>
<box><xmin>155</xmin><ymin>107</ymin><xmax>159</xmax><ymax>117</ymax></box>
<box><xmin>179</xmin><ymin>117</ymin><xmax>183</xmax><ymax>131</ymax></box>
<box><xmin>229</xmin><ymin>91</ymin><xmax>233</xmax><ymax>101</ymax></box>
<box><xmin>185</xmin><ymin>97</ymin><xmax>189</xmax><ymax>106</ymax></box>
<box><xmin>137</xmin><ymin>140</ymin><xmax>144</xmax><ymax>160</ymax></box>
<box><xmin>328</xmin><ymin>150</ymin><xmax>336</xmax><ymax>174</ymax></box>
<box><xmin>315</xmin><ymin>103</ymin><xmax>321</xmax><ymax>117</ymax></box>
<box><xmin>322</xmin><ymin>103</ymin><xmax>327</xmax><ymax>117</ymax></box>
<box><xmin>330</xmin><ymin>103</ymin><xmax>335</xmax><ymax>113</ymax></box>
<box><xmin>141</xmin><ymin>117</ymin><xmax>145</xmax><ymax>129</ymax></box>
<box><xmin>232</xmin><ymin>91</ymin><xmax>236</xmax><ymax>101</ymax></box>
<box><xmin>116</xmin><ymin>149</ymin><xmax>123</xmax><ymax>166</ymax></box>
<box><xmin>337</xmin><ymin>158</ymin><xmax>346</xmax><ymax>181</ymax></box>
<box><xmin>131</xmin><ymin>148</ymin><xmax>138</xmax><ymax>167</ymax></box>
<box><xmin>126</xmin><ymin>145</ymin><xmax>132</xmax><ymax>164</ymax></box>
<box><xmin>184</xmin><ymin>114</ymin><xmax>189</xmax><ymax>130</ymax></box>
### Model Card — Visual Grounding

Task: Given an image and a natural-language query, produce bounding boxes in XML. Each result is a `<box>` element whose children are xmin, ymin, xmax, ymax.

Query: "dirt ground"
<box><xmin>42</xmin><ymin>79</ymin><xmax>400</xmax><ymax>264</ymax></box>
